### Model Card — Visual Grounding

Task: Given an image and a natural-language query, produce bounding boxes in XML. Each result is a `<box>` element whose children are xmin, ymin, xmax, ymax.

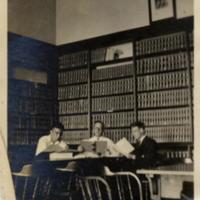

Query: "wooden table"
<box><xmin>32</xmin><ymin>154</ymin><xmax>124</xmax><ymax>176</ymax></box>
<box><xmin>137</xmin><ymin>163</ymin><xmax>194</xmax><ymax>200</ymax></box>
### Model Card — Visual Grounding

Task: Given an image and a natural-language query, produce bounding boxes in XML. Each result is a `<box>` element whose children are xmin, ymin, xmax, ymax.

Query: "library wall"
<box><xmin>8</xmin><ymin>0</ymin><xmax>56</xmax><ymax>44</ymax></box>
<box><xmin>8</xmin><ymin>33</ymin><xmax>57</xmax><ymax>170</ymax></box>
<box><xmin>57</xmin><ymin>18</ymin><xmax>194</xmax><ymax>160</ymax></box>
<box><xmin>56</xmin><ymin>0</ymin><xmax>149</xmax><ymax>45</ymax></box>
<box><xmin>56</xmin><ymin>0</ymin><xmax>194</xmax><ymax>45</ymax></box>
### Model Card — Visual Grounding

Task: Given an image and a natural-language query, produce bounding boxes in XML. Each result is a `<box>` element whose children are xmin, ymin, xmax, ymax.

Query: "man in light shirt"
<box><xmin>78</xmin><ymin>121</ymin><xmax>119</xmax><ymax>156</ymax></box>
<box><xmin>35</xmin><ymin>123</ymin><xmax>68</xmax><ymax>156</ymax></box>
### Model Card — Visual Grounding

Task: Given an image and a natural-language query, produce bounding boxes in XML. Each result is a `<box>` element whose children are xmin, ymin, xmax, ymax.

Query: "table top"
<box><xmin>137</xmin><ymin>163</ymin><xmax>193</xmax><ymax>176</ymax></box>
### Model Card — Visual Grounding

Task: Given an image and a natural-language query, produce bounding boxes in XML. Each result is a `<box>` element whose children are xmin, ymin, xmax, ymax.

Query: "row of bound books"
<box><xmin>58</xmin><ymin>69</ymin><xmax>88</xmax><ymax>85</ymax></box>
<box><xmin>91</xmin><ymin>48</ymin><xmax>107</xmax><ymax>63</ymax></box>
<box><xmin>92</xmin><ymin>63</ymin><xmax>133</xmax><ymax>80</ymax></box>
<box><xmin>9</xmin><ymin>98</ymin><xmax>53</xmax><ymax>115</ymax></box>
<box><xmin>137</xmin><ymin>89</ymin><xmax>189</xmax><ymax>108</ymax></box>
<box><xmin>59</xmin><ymin>99</ymin><xmax>88</xmax><ymax>114</ymax></box>
<box><xmin>9</xmin><ymin>115</ymin><xmax>53</xmax><ymax>129</ymax></box>
<box><xmin>136</xmin><ymin>32</ymin><xmax>187</xmax><ymax>56</ymax></box>
<box><xmin>92</xmin><ymin>78</ymin><xmax>134</xmax><ymax>96</ymax></box>
<box><xmin>9</xmin><ymin>81</ymin><xmax>52</xmax><ymax>99</ymax></box>
<box><xmin>137</xmin><ymin>71</ymin><xmax>188</xmax><ymax>91</ymax></box>
<box><xmin>136</xmin><ymin>52</ymin><xmax>189</xmax><ymax>74</ymax></box>
<box><xmin>59</xmin><ymin>51</ymin><xmax>88</xmax><ymax>69</ymax></box>
<box><xmin>146</xmin><ymin>125</ymin><xmax>192</xmax><ymax>143</ymax></box>
<box><xmin>9</xmin><ymin>130</ymin><xmax>44</xmax><ymax>145</ymax></box>
<box><xmin>62</xmin><ymin>130</ymin><xmax>90</xmax><ymax>144</ymax></box>
<box><xmin>165</xmin><ymin>150</ymin><xmax>191</xmax><ymax>159</ymax></box>
<box><xmin>58</xmin><ymin>84</ymin><xmax>88</xmax><ymax>100</ymax></box>
<box><xmin>92</xmin><ymin>111</ymin><xmax>135</xmax><ymax>128</ymax></box>
<box><xmin>189</xmin><ymin>32</ymin><xmax>193</xmax><ymax>47</ymax></box>
<box><xmin>190</xmin><ymin>51</ymin><xmax>194</xmax><ymax>68</ymax></box>
<box><xmin>92</xmin><ymin>94</ymin><xmax>135</xmax><ymax>112</ymax></box>
<box><xmin>138</xmin><ymin>107</ymin><xmax>190</xmax><ymax>126</ymax></box>
<box><xmin>59</xmin><ymin>115</ymin><xmax>88</xmax><ymax>129</ymax></box>
<box><xmin>191</xmin><ymin>69</ymin><xmax>194</xmax><ymax>86</ymax></box>
<box><xmin>103</xmin><ymin>129</ymin><xmax>133</xmax><ymax>143</ymax></box>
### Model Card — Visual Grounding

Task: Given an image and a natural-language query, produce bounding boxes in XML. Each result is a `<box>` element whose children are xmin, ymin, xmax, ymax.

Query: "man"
<box><xmin>74</xmin><ymin>121</ymin><xmax>119</xmax><ymax>176</ymax></box>
<box><xmin>35</xmin><ymin>123</ymin><xmax>68</xmax><ymax>156</ymax></box>
<box><xmin>77</xmin><ymin>121</ymin><xmax>119</xmax><ymax>156</ymax></box>
<box><xmin>128</xmin><ymin>121</ymin><xmax>157</xmax><ymax>168</ymax></box>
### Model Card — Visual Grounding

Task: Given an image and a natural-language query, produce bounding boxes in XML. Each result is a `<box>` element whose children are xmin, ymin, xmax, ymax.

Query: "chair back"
<box><xmin>12</xmin><ymin>164</ymin><xmax>53</xmax><ymax>200</ymax></box>
<box><xmin>79</xmin><ymin>176</ymin><xmax>112</xmax><ymax>200</ymax></box>
<box><xmin>105</xmin><ymin>171</ymin><xmax>143</xmax><ymax>200</ymax></box>
<box><xmin>12</xmin><ymin>164</ymin><xmax>33</xmax><ymax>177</ymax></box>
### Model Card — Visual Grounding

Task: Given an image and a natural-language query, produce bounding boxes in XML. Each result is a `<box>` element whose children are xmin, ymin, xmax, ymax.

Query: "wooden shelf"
<box><xmin>136</xmin><ymin>48</ymin><xmax>188</xmax><ymax>59</ymax></box>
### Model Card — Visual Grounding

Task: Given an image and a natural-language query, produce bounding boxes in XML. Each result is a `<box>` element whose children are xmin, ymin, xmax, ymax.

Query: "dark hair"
<box><xmin>130</xmin><ymin>121</ymin><xmax>145</xmax><ymax>130</ymax></box>
<box><xmin>94</xmin><ymin>120</ymin><xmax>105</xmax><ymax>130</ymax></box>
<box><xmin>51</xmin><ymin>123</ymin><xmax>64</xmax><ymax>131</ymax></box>
<box><xmin>51</xmin><ymin>123</ymin><xmax>64</xmax><ymax>139</ymax></box>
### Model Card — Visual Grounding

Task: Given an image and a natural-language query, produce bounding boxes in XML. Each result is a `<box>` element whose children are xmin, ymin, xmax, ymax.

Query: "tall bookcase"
<box><xmin>58</xmin><ymin>51</ymin><xmax>90</xmax><ymax>144</ymax></box>
<box><xmin>8</xmin><ymin>80</ymin><xmax>55</xmax><ymax>145</ymax></box>
<box><xmin>8</xmin><ymin>33</ymin><xmax>57</xmax><ymax>170</ymax></box>
<box><xmin>90</xmin><ymin>43</ymin><xmax>136</xmax><ymax>143</ymax></box>
<box><xmin>58</xmin><ymin>18</ymin><xmax>193</xmax><ymax>158</ymax></box>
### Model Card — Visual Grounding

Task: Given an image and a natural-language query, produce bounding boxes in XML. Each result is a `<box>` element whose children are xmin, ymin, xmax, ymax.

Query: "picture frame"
<box><xmin>149</xmin><ymin>0</ymin><xmax>176</xmax><ymax>23</ymax></box>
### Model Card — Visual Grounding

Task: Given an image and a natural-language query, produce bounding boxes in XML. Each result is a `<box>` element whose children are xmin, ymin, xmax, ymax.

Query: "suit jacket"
<box><xmin>133</xmin><ymin>136</ymin><xmax>157</xmax><ymax>169</ymax></box>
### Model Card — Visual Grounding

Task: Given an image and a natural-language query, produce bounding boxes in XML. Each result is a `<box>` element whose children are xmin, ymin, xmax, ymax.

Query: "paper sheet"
<box><xmin>115</xmin><ymin>137</ymin><xmax>135</xmax><ymax>157</ymax></box>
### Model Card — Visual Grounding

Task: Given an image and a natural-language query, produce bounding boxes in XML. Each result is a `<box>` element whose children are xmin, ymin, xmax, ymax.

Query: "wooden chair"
<box><xmin>104</xmin><ymin>168</ymin><xmax>143</xmax><ymax>200</ymax></box>
<box><xmin>12</xmin><ymin>164</ymin><xmax>52</xmax><ymax>200</ymax></box>
<box><xmin>56</xmin><ymin>161</ymin><xmax>79</xmax><ymax>199</ymax></box>
<box><xmin>78</xmin><ymin>176</ymin><xmax>112</xmax><ymax>200</ymax></box>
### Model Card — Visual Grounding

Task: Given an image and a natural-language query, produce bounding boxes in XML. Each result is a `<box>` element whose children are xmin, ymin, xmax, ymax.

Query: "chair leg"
<box><xmin>79</xmin><ymin>179</ymin><xmax>87</xmax><ymax>200</ymax></box>
<box><xmin>32</xmin><ymin>177</ymin><xmax>40</xmax><ymax>199</ymax></box>
<box><xmin>127</xmin><ymin>175</ymin><xmax>134</xmax><ymax>200</ymax></box>
<box><xmin>116</xmin><ymin>176</ymin><xmax>123</xmax><ymax>200</ymax></box>
<box><xmin>22</xmin><ymin>177</ymin><xmax>28</xmax><ymax>200</ymax></box>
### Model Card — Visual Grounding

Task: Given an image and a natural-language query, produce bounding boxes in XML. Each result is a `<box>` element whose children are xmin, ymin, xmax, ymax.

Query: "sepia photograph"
<box><xmin>0</xmin><ymin>0</ymin><xmax>199</xmax><ymax>199</ymax></box>
<box><xmin>150</xmin><ymin>0</ymin><xmax>175</xmax><ymax>22</ymax></box>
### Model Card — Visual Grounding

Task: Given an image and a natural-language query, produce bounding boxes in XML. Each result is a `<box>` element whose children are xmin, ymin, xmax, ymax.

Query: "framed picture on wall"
<box><xmin>149</xmin><ymin>0</ymin><xmax>176</xmax><ymax>23</ymax></box>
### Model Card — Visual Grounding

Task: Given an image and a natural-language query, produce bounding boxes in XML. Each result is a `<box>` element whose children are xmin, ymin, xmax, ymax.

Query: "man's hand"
<box><xmin>126</xmin><ymin>153</ymin><xmax>136</xmax><ymax>159</ymax></box>
<box><xmin>77</xmin><ymin>145</ymin><xmax>84</xmax><ymax>152</ymax></box>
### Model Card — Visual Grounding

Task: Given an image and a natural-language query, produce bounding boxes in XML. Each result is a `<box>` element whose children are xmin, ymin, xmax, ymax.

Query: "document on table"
<box><xmin>115</xmin><ymin>137</ymin><xmax>135</xmax><ymax>158</ymax></box>
<box><xmin>49</xmin><ymin>152</ymin><xmax>73</xmax><ymax>161</ymax></box>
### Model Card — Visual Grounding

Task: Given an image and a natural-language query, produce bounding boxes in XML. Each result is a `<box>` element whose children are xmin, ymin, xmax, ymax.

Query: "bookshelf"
<box><xmin>58</xmin><ymin>51</ymin><xmax>90</xmax><ymax>144</ymax></box>
<box><xmin>8</xmin><ymin>79</ymin><xmax>55</xmax><ymax>145</ymax></box>
<box><xmin>91</xmin><ymin>50</ymin><xmax>136</xmax><ymax>143</ymax></box>
<box><xmin>57</xmin><ymin>17</ymin><xmax>193</xmax><ymax>156</ymax></box>
<box><xmin>136</xmin><ymin>31</ymin><xmax>193</xmax><ymax>145</ymax></box>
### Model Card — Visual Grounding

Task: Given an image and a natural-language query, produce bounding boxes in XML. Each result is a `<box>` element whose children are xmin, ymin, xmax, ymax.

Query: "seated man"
<box><xmin>77</xmin><ymin>120</ymin><xmax>119</xmax><ymax>156</ymax></box>
<box><xmin>71</xmin><ymin>121</ymin><xmax>119</xmax><ymax>175</ymax></box>
<box><xmin>35</xmin><ymin>123</ymin><xmax>68</xmax><ymax>156</ymax></box>
<box><xmin>127</xmin><ymin>121</ymin><xmax>157</xmax><ymax>169</ymax></box>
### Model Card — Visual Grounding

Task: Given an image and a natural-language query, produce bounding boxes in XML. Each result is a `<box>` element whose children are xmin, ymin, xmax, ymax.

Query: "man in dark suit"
<box><xmin>125</xmin><ymin>122</ymin><xmax>158</xmax><ymax>200</ymax></box>
<box><xmin>128</xmin><ymin>121</ymin><xmax>157</xmax><ymax>169</ymax></box>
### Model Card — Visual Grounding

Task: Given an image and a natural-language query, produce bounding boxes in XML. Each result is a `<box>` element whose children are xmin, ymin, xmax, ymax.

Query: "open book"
<box><xmin>80</xmin><ymin>140</ymin><xmax>107</xmax><ymax>154</ymax></box>
<box><xmin>115</xmin><ymin>137</ymin><xmax>135</xmax><ymax>158</ymax></box>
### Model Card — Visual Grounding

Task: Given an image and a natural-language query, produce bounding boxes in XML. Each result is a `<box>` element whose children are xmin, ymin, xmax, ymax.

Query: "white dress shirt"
<box><xmin>35</xmin><ymin>134</ymin><xmax>67</xmax><ymax>155</ymax></box>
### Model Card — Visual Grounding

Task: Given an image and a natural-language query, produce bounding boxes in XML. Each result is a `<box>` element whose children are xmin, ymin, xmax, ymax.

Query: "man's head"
<box><xmin>93</xmin><ymin>121</ymin><xmax>104</xmax><ymax>138</ymax></box>
<box><xmin>50</xmin><ymin>123</ymin><xmax>64</xmax><ymax>143</ymax></box>
<box><xmin>130</xmin><ymin>121</ymin><xmax>145</xmax><ymax>141</ymax></box>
